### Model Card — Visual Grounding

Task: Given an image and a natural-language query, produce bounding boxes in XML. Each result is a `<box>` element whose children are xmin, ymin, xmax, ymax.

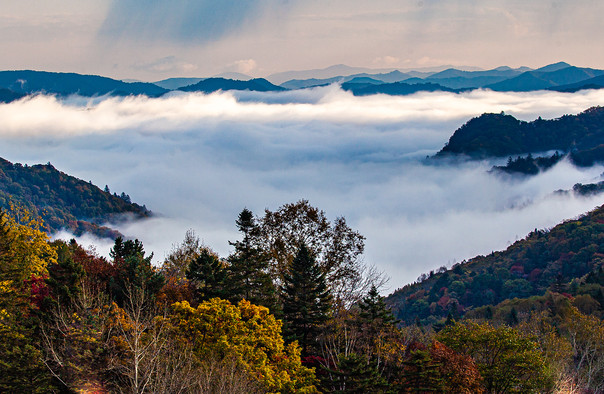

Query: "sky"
<box><xmin>1</xmin><ymin>0</ymin><xmax>603</xmax><ymax>80</ymax></box>
<box><xmin>2</xmin><ymin>88</ymin><xmax>604</xmax><ymax>289</ymax></box>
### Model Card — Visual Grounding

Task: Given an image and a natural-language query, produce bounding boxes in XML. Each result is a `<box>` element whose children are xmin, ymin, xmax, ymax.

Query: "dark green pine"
<box><xmin>358</xmin><ymin>285</ymin><xmax>398</xmax><ymax>327</ymax></box>
<box><xmin>186</xmin><ymin>249</ymin><xmax>229</xmax><ymax>302</ymax></box>
<box><xmin>227</xmin><ymin>208</ymin><xmax>278</xmax><ymax>312</ymax></box>
<box><xmin>282</xmin><ymin>243</ymin><xmax>332</xmax><ymax>355</ymax></box>
<box><xmin>322</xmin><ymin>353</ymin><xmax>390</xmax><ymax>394</ymax></box>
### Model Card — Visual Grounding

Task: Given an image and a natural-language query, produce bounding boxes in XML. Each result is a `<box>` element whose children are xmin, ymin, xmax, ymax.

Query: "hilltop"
<box><xmin>0</xmin><ymin>158</ymin><xmax>151</xmax><ymax>238</ymax></box>
<box><xmin>436</xmin><ymin>106</ymin><xmax>604</xmax><ymax>161</ymax></box>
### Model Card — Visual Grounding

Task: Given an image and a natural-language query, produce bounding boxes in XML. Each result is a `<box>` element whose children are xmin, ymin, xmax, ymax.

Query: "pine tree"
<box><xmin>109</xmin><ymin>237</ymin><xmax>164</xmax><ymax>306</ymax></box>
<box><xmin>323</xmin><ymin>353</ymin><xmax>389</xmax><ymax>393</ymax></box>
<box><xmin>282</xmin><ymin>244</ymin><xmax>332</xmax><ymax>355</ymax></box>
<box><xmin>358</xmin><ymin>285</ymin><xmax>397</xmax><ymax>327</ymax></box>
<box><xmin>186</xmin><ymin>249</ymin><xmax>229</xmax><ymax>302</ymax></box>
<box><xmin>45</xmin><ymin>240</ymin><xmax>85</xmax><ymax>305</ymax></box>
<box><xmin>400</xmin><ymin>349</ymin><xmax>444</xmax><ymax>393</ymax></box>
<box><xmin>227</xmin><ymin>208</ymin><xmax>277</xmax><ymax>311</ymax></box>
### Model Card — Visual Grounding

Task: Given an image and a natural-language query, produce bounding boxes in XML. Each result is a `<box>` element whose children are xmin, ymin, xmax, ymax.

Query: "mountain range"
<box><xmin>0</xmin><ymin>62</ymin><xmax>602</xmax><ymax>101</ymax></box>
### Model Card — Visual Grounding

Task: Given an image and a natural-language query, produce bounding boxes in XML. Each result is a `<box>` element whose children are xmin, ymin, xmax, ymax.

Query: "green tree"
<box><xmin>227</xmin><ymin>208</ymin><xmax>277</xmax><ymax>311</ymax></box>
<box><xmin>282</xmin><ymin>244</ymin><xmax>332</xmax><ymax>355</ymax></box>
<box><xmin>399</xmin><ymin>347</ymin><xmax>444</xmax><ymax>393</ymax></box>
<box><xmin>438</xmin><ymin>321</ymin><xmax>553</xmax><ymax>393</ymax></box>
<box><xmin>45</xmin><ymin>239</ymin><xmax>85</xmax><ymax>305</ymax></box>
<box><xmin>358</xmin><ymin>285</ymin><xmax>397</xmax><ymax>327</ymax></box>
<box><xmin>109</xmin><ymin>237</ymin><xmax>164</xmax><ymax>306</ymax></box>
<box><xmin>323</xmin><ymin>352</ymin><xmax>389</xmax><ymax>393</ymax></box>
<box><xmin>186</xmin><ymin>248</ymin><xmax>229</xmax><ymax>302</ymax></box>
<box><xmin>257</xmin><ymin>200</ymin><xmax>375</xmax><ymax>307</ymax></box>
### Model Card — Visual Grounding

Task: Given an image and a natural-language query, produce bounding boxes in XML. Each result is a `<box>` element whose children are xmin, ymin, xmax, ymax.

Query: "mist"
<box><xmin>2</xmin><ymin>87</ymin><xmax>604</xmax><ymax>289</ymax></box>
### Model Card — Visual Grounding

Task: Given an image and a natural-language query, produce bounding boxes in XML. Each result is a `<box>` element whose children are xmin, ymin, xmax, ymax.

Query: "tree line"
<box><xmin>1</xmin><ymin>200</ymin><xmax>602</xmax><ymax>392</ymax></box>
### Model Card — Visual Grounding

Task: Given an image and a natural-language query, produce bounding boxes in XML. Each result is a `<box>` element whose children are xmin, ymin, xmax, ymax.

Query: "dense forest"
<box><xmin>0</xmin><ymin>197</ymin><xmax>603</xmax><ymax>392</ymax></box>
<box><xmin>436</xmin><ymin>106</ymin><xmax>604</xmax><ymax>160</ymax></box>
<box><xmin>0</xmin><ymin>158</ymin><xmax>151</xmax><ymax>238</ymax></box>
<box><xmin>387</xmin><ymin>202</ymin><xmax>604</xmax><ymax>325</ymax></box>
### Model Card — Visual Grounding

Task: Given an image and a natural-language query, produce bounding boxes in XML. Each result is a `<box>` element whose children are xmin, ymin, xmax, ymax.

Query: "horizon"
<box><xmin>0</xmin><ymin>60</ymin><xmax>584</xmax><ymax>84</ymax></box>
<box><xmin>1</xmin><ymin>1</ymin><xmax>603</xmax><ymax>81</ymax></box>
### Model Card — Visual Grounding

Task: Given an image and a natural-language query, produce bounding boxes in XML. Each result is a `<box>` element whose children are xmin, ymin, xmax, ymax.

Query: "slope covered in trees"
<box><xmin>386</xmin><ymin>202</ymin><xmax>604</xmax><ymax>327</ymax></box>
<box><xmin>437</xmin><ymin>106</ymin><xmax>604</xmax><ymax>159</ymax></box>
<box><xmin>0</xmin><ymin>158</ymin><xmax>151</xmax><ymax>238</ymax></box>
<box><xmin>1</xmin><ymin>200</ymin><xmax>603</xmax><ymax>392</ymax></box>
<box><xmin>0</xmin><ymin>70</ymin><xmax>168</xmax><ymax>97</ymax></box>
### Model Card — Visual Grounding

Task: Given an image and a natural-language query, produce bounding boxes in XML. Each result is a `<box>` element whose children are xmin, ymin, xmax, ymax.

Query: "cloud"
<box><xmin>225</xmin><ymin>59</ymin><xmax>258</xmax><ymax>75</ymax></box>
<box><xmin>2</xmin><ymin>87</ymin><xmax>604</xmax><ymax>289</ymax></box>
<box><xmin>132</xmin><ymin>56</ymin><xmax>198</xmax><ymax>75</ymax></box>
<box><xmin>372</xmin><ymin>56</ymin><xmax>400</xmax><ymax>67</ymax></box>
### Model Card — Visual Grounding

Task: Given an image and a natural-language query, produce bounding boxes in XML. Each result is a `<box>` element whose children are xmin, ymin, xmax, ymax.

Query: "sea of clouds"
<box><xmin>3</xmin><ymin>86</ymin><xmax>604</xmax><ymax>290</ymax></box>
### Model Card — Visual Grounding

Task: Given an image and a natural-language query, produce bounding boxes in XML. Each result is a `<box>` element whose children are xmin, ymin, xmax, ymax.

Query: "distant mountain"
<box><xmin>0</xmin><ymin>70</ymin><xmax>168</xmax><ymax>97</ymax></box>
<box><xmin>343</xmin><ymin>77</ymin><xmax>384</xmax><ymax>85</ymax></box>
<box><xmin>485</xmin><ymin>66</ymin><xmax>604</xmax><ymax>91</ymax></box>
<box><xmin>421</xmin><ymin>67</ymin><xmax>528</xmax><ymax>89</ymax></box>
<box><xmin>280</xmin><ymin>77</ymin><xmax>344</xmax><ymax>90</ymax></box>
<box><xmin>280</xmin><ymin>70</ymin><xmax>411</xmax><ymax>90</ymax></box>
<box><xmin>0</xmin><ymin>158</ymin><xmax>151</xmax><ymax>239</ymax></box>
<box><xmin>386</xmin><ymin>201</ymin><xmax>604</xmax><ymax>325</ymax></box>
<box><xmin>436</xmin><ymin>106</ymin><xmax>604</xmax><ymax>159</ymax></box>
<box><xmin>428</xmin><ymin>67</ymin><xmax>526</xmax><ymax>80</ymax></box>
<box><xmin>153</xmin><ymin>77</ymin><xmax>204</xmax><ymax>90</ymax></box>
<box><xmin>342</xmin><ymin>81</ymin><xmax>458</xmax><ymax>96</ymax></box>
<box><xmin>267</xmin><ymin>64</ymin><xmax>396</xmax><ymax>85</ymax></box>
<box><xmin>179</xmin><ymin>78</ymin><xmax>286</xmax><ymax>93</ymax></box>
<box><xmin>534</xmin><ymin>61</ymin><xmax>572</xmax><ymax>72</ymax></box>
<box><xmin>349</xmin><ymin>70</ymin><xmax>411</xmax><ymax>83</ymax></box>
<box><xmin>550</xmin><ymin>74</ymin><xmax>604</xmax><ymax>92</ymax></box>
<box><xmin>213</xmin><ymin>72</ymin><xmax>253</xmax><ymax>81</ymax></box>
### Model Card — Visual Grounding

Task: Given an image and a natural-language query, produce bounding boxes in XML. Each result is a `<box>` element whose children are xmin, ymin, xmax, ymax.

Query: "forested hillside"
<box><xmin>0</xmin><ymin>200</ymin><xmax>602</xmax><ymax>392</ymax></box>
<box><xmin>437</xmin><ymin>106</ymin><xmax>604</xmax><ymax>159</ymax></box>
<box><xmin>386</xmin><ymin>203</ymin><xmax>604</xmax><ymax>326</ymax></box>
<box><xmin>0</xmin><ymin>158</ymin><xmax>151</xmax><ymax>238</ymax></box>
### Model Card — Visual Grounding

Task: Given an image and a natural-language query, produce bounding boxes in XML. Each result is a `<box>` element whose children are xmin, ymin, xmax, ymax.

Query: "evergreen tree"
<box><xmin>227</xmin><ymin>208</ymin><xmax>277</xmax><ymax>311</ymax></box>
<box><xmin>45</xmin><ymin>239</ymin><xmax>85</xmax><ymax>305</ymax></box>
<box><xmin>186</xmin><ymin>248</ymin><xmax>229</xmax><ymax>302</ymax></box>
<box><xmin>358</xmin><ymin>285</ymin><xmax>397</xmax><ymax>327</ymax></box>
<box><xmin>322</xmin><ymin>353</ymin><xmax>390</xmax><ymax>393</ymax></box>
<box><xmin>400</xmin><ymin>349</ymin><xmax>444</xmax><ymax>393</ymax></box>
<box><xmin>109</xmin><ymin>237</ymin><xmax>164</xmax><ymax>305</ymax></box>
<box><xmin>282</xmin><ymin>244</ymin><xmax>332</xmax><ymax>355</ymax></box>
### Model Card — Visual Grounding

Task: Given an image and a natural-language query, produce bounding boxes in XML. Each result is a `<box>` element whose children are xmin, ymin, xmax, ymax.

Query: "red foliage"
<box><xmin>26</xmin><ymin>274</ymin><xmax>50</xmax><ymax>309</ymax></box>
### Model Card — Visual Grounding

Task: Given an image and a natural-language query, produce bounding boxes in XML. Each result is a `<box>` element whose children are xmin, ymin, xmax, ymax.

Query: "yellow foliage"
<box><xmin>1</xmin><ymin>205</ymin><xmax>56</xmax><ymax>283</ymax></box>
<box><xmin>168</xmin><ymin>298</ymin><xmax>318</xmax><ymax>393</ymax></box>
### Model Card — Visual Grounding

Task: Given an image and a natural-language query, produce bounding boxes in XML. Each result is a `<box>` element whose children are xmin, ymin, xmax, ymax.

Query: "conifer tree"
<box><xmin>400</xmin><ymin>349</ymin><xmax>444</xmax><ymax>393</ymax></box>
<box><xmin>282</xmin><ymin>244</ymin><xmax>332</xmax><ymax>355</ymax></box>
<box><xmin>227</xmin><ymin>208</ymin><xmax>277</xmax><ymax>311</ymax></box>
<box><xmin>186</xmin><ymin>249</ymin><xmax>229</xmax><ymax>302</ymax></box>
<box><xmin>109</xmin><ymin>237</ymin><xmax>164</xmax><ymax>305</ymax></box>
<box><xmin>358</xmin><ymin>285</ymin><xmax>397</xmax><ymax>327</ymax></box>
<box><xmin>323</xmin><ymin>353</ymin><xmax>389</xmax><ymax>393</ymax></box>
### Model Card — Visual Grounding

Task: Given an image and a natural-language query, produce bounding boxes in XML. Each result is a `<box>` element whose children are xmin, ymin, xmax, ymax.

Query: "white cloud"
<box><xmin>3</xmin><ymin>87</ymin><xmax>604</xmax><ymax>289</ymax></box>
<box><xmin>226</xmin><ymin>59</ymin><xmax>258</xmax><ymax>75</ymax></box>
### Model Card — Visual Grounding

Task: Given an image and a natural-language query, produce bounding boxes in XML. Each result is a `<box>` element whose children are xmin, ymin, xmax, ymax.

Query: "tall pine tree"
<box><xmin>186</xmin><ymin>248</ymin><xmax>229</xmax><ymax>302</ymax></box>
<box><xmin>227</xmin><ymin>208</ymin><xmax>277</xmax><ymax>311</ymax></box>
<box><xmin>282</xmin><ymin>244</ymin><xmax>332</xmax><ymax>355</ymax></box>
